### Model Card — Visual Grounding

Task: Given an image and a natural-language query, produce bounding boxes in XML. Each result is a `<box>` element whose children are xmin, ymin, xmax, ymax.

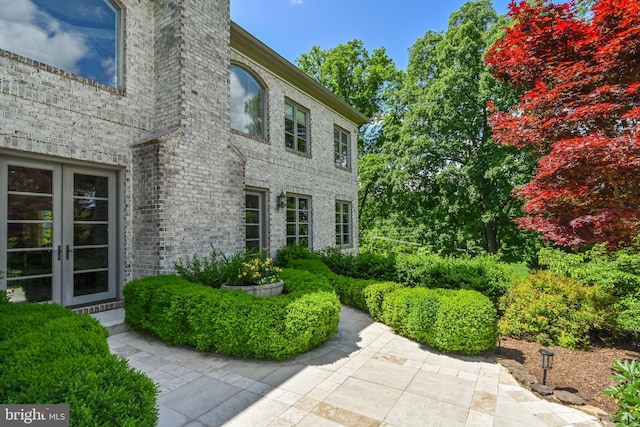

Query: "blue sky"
<box><xmin>0</xmin><ymin>0</ymin><xmax>117</xmax><ymax>86</ymax></box>
<box><xmin>231</xmin><ymin>0</ymin><xmax>515</xmax><ymax>70</ymax></box>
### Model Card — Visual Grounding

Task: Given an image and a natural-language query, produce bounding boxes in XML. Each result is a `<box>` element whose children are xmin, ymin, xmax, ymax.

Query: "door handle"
<box><xmin>66</xmin><ymin>245</ymin><xmax>72</xmax><ymax>260</ymax></box>
<box><xmin>57</xmin><ymin>245</ymin><xmax>62</xmax><ymax>261</ymax></box>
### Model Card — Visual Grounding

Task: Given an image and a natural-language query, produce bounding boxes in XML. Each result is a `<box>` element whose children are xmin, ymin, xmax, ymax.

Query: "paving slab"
<box><xmin>102</xmin><ymin>305</ymin><xmax>603</xmax><ymax>426</ymax></box>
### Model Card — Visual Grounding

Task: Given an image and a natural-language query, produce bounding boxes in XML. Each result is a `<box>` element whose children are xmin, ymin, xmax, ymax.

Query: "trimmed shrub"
<box><xmin>123</xmin><ymin>270</ymin><xmax>340</xmax><ymax>360</ymax></box>
<box><xmin>395</xmin><ymin>253</ymin><xmax>515</xmax><ymax>304</ymax></box>
<box><xmin>317</xmin><ymin>248</ymin><xmax>397</xmax><ymax>281</ymax></box>
<box><xmin>287</xmin><ymin>258</ymin><xmax>337</xmax><ymax>279</ymax></box>
<box><xmin>499</xmin><ymin>271</ymin><xmax>616</xmax><ymax>348</ymax></box>
<box><xmin>0</xmin><ymin>303</ymin><xmax>157</xmax><ymax>426</ymax></box>
<box><xmin>271</xmin><ymin>258</ymin><xmax>498</xmax><ymax>355</ymax></box>
<box><xmin>362</xmin><ymin>282</ymin><xmax>404</xmax><ymax>320</ymax></box>
<box><xmin>428</xmin><ymin>289</ymin><xmax>498</xmax><ymax>354</ymax></box>
<box><xmin>274</xmin><ymin>243</ymin><xmax>317</xmax><ymax>267</ymax></box>
<box><xmin>382</xmin><ymin>287</ymin><xmax>435</xmax><ymax>336</ymax></box>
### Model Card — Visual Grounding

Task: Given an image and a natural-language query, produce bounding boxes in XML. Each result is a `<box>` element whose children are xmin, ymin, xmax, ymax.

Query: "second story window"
<box><xmin>0</xmin><ymin>0</ymin><xmax>121</xmax><ymax>88</ymax></box>
<box><xmin>231</xmin><ymin>64</ymin><xmax>265</xmax><ymax>138</ymax></box>
<box><xmin>334</xmin><ymin>127</ymin><xmax>351</xmax><ymax>169</ymax></box>
<box><xmin>285</xmin><ymin>101</ymin><xmax>309</xmax><ymax>154</ymax></box>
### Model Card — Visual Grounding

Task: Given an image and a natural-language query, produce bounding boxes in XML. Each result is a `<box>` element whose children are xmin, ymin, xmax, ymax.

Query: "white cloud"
<box><xmin>101</xmin><ymin>57</ymin><xmax>117</xmax><ymax>86</ymax></box>
<box><xmin>0</xmin><ymin>0</ymin><xmax>88</xmax><ymax>73</ymax></box>
<box><xmin>230</xmin><ymin>72</ymin><xmax>254</xmax><ymax>132</ymax></box>
<box><xmin>291</xmin><ymin>0</ymin><xmax>303</xmax><ymax>5</ymax></box>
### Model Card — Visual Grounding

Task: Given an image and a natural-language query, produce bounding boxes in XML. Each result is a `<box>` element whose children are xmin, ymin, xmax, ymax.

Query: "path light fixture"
<box><xmin>538</xmin><ymin>348</ymin><xmax>555</xmax><ymax>385</ymax></box>
<box><xmin>277</xmin><ymin>192</ymin><xmax>287</xmax><ymax>210</ymax></box>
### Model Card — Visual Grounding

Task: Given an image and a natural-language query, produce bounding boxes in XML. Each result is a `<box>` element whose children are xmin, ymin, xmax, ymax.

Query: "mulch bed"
<box><xmin>495</xmin><ymin>335</ymin><xmax>640</xmax><ymax>415</ymax></box>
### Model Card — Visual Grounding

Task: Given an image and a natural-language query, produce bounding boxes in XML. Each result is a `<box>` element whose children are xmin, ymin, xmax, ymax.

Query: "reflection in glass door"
<box><xmin>1</xmin><ymin>160</ymin><xmax>117</xmax><ymax>306</ymax></box>
<box><xmin>64</xmin><ymin>169</ymin><xmax>116</xmax><ymax>306</ymax></box>
<box><xmin>3</xmin><ymin>164</ymin><xmax>59</xmax><ymax>303</ymax></box>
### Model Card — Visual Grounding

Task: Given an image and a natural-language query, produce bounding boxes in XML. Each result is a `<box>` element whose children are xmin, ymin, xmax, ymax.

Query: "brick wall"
<box><xmin>0</xmin><ymin>0</ymin><xmax>157</xmax><ymax>284</ymax></box>
<box><xmin>0</xmin><ymin>0</ymin><xmax>359</xmax><ymax>296</ymax></box>
<box><xmin>230</xmin><ymin>51</ymin><xmax>360</xmax><ymax>254</ymax></box>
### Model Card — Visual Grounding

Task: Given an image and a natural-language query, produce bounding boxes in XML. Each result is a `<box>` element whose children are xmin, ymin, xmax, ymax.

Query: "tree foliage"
<box><xmin>382</xmin><ymin>0</ymin><xmax>538</xmax><ymax>258</ymax></box>
<box><xmin>486</xmin><ymin>0</ymin><xmax>640</xmax><ymax>249</ymax></box>
<box><xmin>296</xmin><ymin>40</ymin><xmax>402</xmax><ymax>229</ymax></box>
<box><xmin>296</xmin><ymin>40</ymin><xmax>401</xmax><ymax>141</ymax></box>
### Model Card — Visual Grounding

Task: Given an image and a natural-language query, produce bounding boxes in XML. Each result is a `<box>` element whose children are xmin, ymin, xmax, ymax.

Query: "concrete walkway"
<box><xmin>96</xmin><ymin>306</ymin><xmax>602</xmax><ymax>427</ymax></box>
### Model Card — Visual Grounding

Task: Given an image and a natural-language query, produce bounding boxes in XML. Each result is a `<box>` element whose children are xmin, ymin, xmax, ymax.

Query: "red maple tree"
<box><xmin>486</xmin><ymin>0</ymin><xmax>640</xmax><ymax>248</ymax></box>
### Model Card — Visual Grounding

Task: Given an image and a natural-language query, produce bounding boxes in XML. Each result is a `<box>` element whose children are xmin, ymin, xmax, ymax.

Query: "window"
<box><xmin>230</xmin><ymin>65</ymin><xmax>265</xmax><ymax>138</ymax></box>
<box><xmin>285</xmin><ymin>101</ymin><xmax>309</xmax><ymax>154</ymax></box>
<box><xmin>334</xmin><ymin>127</ymin><xmax>351</xmax><ymax>169</ymax></box>
<box><xmin>286</xmin><ymin>195</ymin><xmax>311</xmax><ymax>247</ymax></box>
<box><xmin>0</xmin><ymin>0</ymin><xmax>121</xmax><ymax>88</ymax></box>
<box><xmin>335</xmin><ymin>201</ymin><xmax>352</xmax><ymax>247</ymax></box>
<box><xmin>245</xmin><ymin>191</ymin><xmax>267</xmax><ymax>252</ymax></box>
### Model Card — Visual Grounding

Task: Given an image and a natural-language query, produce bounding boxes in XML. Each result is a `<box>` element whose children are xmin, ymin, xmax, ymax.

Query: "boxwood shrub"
<box><xmin>123</xmin><ymin>270</ymin><xmax>341</xmax><ymax>360</ymax></box>
<box><xmin>290</xmin><ymin>258</ymin><xmax>498</xmax><ymax>355</ymax></box>
<box><xmin>0</xmin><ymin>303</ymin><xmax>158</xmax><ymax>427</ymax></box>
<box><xmin>395</xmin><ymin>253</ymin><xmax>515</xmax><ymax>304</ymax></box>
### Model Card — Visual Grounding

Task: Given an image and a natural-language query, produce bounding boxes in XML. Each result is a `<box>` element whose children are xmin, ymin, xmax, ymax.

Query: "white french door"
<box><xmin>1</xmin><ymin>158</ymin><xmax>117</xmax><ymax>306</ymax></box>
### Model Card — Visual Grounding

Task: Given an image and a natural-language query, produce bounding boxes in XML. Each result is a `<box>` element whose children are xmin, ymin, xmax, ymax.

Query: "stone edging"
<box><xmin>494</xmin><ymin>356</ymin><xmax>615</xmax><ymax>426</ymax></box>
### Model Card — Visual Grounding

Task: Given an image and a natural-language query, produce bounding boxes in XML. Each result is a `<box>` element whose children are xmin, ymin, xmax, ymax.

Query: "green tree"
<box><xmin>297</xmin><ymin>40</ymin><xmax>402</xmax><ymax>230</ymax></box>
<box><xmin>385</xmin><ymin>0</ymin><xmax>538</xmax><ymax>258</ymax></box>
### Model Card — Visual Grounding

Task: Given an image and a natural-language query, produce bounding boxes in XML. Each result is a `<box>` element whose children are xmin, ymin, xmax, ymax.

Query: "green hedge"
<box><xmin>0</xmin><ymin>303</ymin><xmax>158</xmax><ymax>427</ymax></box>
<box><xmin>316</xmin><ymin>248</ymin><xmax>398</xmax><ymax>281</ymax></box>
<box><xmin>395</xmin><ymin>253</ymin><xmax>515</xmax><ymax>304</ymax></box>
<box><xmin>291</xmin><ymin>259</ymin><xmax>498</xmax><ymax>355</ymax></box>
<box><xmin>123</xmin><ymin>270</ymin><xmax>341</xmax><ymax>361</ymax></box>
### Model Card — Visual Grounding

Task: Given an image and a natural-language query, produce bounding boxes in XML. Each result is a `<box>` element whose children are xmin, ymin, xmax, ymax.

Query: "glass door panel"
<box><xmin>3</xmin><ymin>163</ymin><xmax>60</xmax><ymax>303</ymax></box>
<box><xmin>1</xmin><ymin>159</ymin><xmax>117</xmax><ymax>307</ymax></box>
<box><xmin>64</xmin><ymin>168</ymin><xmax>115</xmax><ymax>306</ymax></box>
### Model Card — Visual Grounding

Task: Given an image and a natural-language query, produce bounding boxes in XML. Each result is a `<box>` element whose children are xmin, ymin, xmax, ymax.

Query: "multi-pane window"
<box><xmin>231</xmin><ymin>65</ymin><xmax>265</xmax><ymax>138</ymax></box>
<box><xmin>286</xmin><ymin>195</ymin><xmax>311</xmax><ymax>247</ymax></box>
<box><xmin>335</xmin><ymin>201</ymin><xmax>352</xmax><ymax>247</ymax></box>
<box><xmin>245</xmin><ymin>191</ymin><xmax>266</xmax><ymax>252</ymax></box>
<box><xmin>285</xmin><ymin>101</ymin><xmax>309</xmax><ymax>154</ymax></box>
<box><xmin>0</xmin><ymin>0</ymin><xmax>121</xmax><ymax>88</ymax></box>
<box><xmin>334</xmin><ymin>127</ymin><xmax>351</xmax><ymax>169</ymax></box>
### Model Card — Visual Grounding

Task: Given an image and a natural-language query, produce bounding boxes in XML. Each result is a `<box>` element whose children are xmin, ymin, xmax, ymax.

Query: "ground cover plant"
<box><xmin>0</xmin><ymin>301</ymin><xmax>157</xmax><ymax>426</ymax></box>
<box><xmin>123</xmin><ymin>271</ymin><xmax>341</xmax><ymax>360</ymax></box>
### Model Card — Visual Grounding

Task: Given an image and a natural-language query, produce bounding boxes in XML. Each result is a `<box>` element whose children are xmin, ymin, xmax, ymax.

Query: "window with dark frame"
<box><xmin>286</xmin><ymin>195</ymin><xmax>311</xmax><ymax>247</ymax></box>
<box><xmin>0</xmin><ymin>0</ymin><xmax>121</xmax><ymax>88</ymax></box>
<box><xmin>231</xmin><ymin>64</ymin><xmax>265</xmax><ymax>138</ymax></box>
<box><xmin>245</xmin><ymin>191</ymin><xmax>266</xmax><ymax>252</ymax></box>
<box><xmin>334</xmin><ymin>127</ymin><xmax>351</xmax><ymax>169</ymax></box>
<box><xmin>285</xmin><ymin>101</ymin><xmax>309</xmax><ymax>154</ymax></box>
<box><xmin>335</xmin><ymin>201</ymin><xmax>352</xmax><ymax>247</ymax></box>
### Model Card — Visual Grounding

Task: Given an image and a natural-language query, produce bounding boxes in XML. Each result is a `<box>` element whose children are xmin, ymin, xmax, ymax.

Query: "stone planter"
<box><xmin>221</xmin><ymin>280</ymin><xmax>284</xmax><ymax>297</ymax></box>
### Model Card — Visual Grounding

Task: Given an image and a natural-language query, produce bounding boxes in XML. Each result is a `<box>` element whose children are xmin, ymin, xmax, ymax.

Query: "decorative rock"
<box><xmin>531</xmin><ymin>383</ymin><xmax>554</xmax><ymax>396</ymax></box>
<box><xmin>554</xmin><ymin>390</ymin><xmax>585</xmax><ymax>405</ymax></box>
<box><xmin>510</xmin><ymin>368</ymin><xmax>538</xmax><ymax>385</ymax></box>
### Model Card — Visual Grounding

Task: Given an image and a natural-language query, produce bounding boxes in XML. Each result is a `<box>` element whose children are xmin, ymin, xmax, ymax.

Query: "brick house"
<box><xmin>0</xmin><ymin>0</ymin><xmax>367</xmax><ymax>307</ymax></box>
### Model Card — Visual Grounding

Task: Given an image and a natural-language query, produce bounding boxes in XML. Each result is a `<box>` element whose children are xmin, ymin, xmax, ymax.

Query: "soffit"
<box><xmin>230</xmin><ymin>21</ymin><xmax>369</xmax><ymax>126</ymax></box>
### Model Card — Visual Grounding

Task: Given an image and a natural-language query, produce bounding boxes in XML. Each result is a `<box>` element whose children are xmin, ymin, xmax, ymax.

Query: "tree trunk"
<box><xmin>483</xmin><ymin>222</ymin><xmax>498</xmax><ymax>254</ymax></box>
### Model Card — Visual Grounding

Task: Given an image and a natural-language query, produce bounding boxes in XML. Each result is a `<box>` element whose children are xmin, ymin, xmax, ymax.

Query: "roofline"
<box><xmin>230</xmin><ymin>21</ymin><xmax>369</xmax><ymax>126</ymax></box>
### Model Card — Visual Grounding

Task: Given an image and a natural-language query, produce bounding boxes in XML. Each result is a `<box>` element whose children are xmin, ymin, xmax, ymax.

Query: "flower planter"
<box><xmin>221</xmin><ymin>280</ymin><xmax>284</xmax><ymax>297</ymax></box>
